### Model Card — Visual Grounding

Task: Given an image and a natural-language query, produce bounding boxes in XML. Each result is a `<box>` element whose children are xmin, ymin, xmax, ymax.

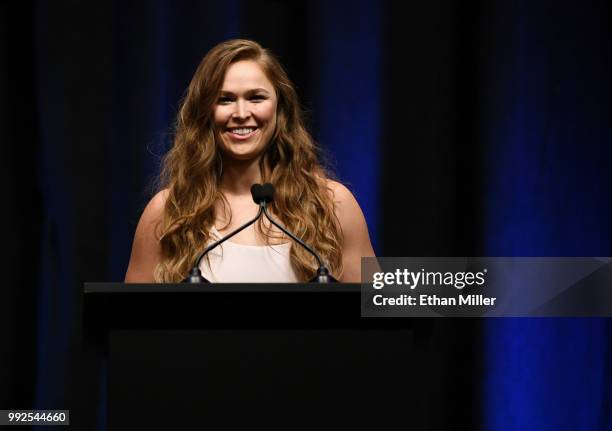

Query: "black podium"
<box><xmin>84</xmin><ymin>283</ymin><xmax>480</xmax><ymax>430</ymax></box>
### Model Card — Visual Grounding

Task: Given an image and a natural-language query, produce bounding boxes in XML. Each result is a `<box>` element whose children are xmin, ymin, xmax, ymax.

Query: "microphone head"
<box><xmin>261</xmin><ymin>183</ymin><xmax>275</xmax><ymax>203</ymax></box>
<box><xmin>250</xmin><ymin>183</ymin><xmax>264</xmax><ymax>204</ymax></box>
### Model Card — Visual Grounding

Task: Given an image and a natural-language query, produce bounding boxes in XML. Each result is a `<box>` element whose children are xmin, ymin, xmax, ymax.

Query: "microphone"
<box><xmin>258</xmin><ymin>183</ymin><xmax>337</xmax><ymax>283</ymax></box>
<box><xmin>183</xmin><ymin>184</ymin><xmax>265</xmax><ymax>283</ymax></box>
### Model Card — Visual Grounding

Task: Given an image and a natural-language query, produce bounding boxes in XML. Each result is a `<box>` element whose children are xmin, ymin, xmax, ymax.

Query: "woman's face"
<box><xmin>214</xmin><ymin>60</ymin><xmax>277</xmax><ymax>162</ymax></box>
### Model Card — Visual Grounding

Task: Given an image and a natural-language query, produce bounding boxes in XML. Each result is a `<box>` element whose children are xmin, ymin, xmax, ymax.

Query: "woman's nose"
<box><xmin>232</xmin><ymin>100</ymin><xmax>250</xmax><ymax>119</ymax></box>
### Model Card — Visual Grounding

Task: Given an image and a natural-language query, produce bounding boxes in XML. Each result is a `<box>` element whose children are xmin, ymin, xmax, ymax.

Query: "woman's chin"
<box><xmin>221</xmin><ymin>144</ymin><xmax>265</xmax><ymax>161</ymax></box>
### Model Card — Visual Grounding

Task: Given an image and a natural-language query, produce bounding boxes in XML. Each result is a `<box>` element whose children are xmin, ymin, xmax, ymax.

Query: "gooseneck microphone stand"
<box><xmin>257</xmin><ymin>183</ymin><xmax>337</xmax><ymax>283</ymax></box>
<box><xmin>183</xmin><ymin>185</ymin><xmax>265</xmax><ymax>283</ymax></box>
<box><xmin>184</xmin><ymin>183</ymin><xmax>336</xmax><ymax>283</ymax></box>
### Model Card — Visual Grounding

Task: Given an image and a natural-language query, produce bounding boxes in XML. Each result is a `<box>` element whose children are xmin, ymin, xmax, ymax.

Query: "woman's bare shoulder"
<box><xmin>325</xmin><ymin>179</ymin><xmax>358</xmax><ymax>213</ymax></box>
<box><xmin>324</xmin><ymin>179</ymin><xmax>375</xmax><ymax>281</ymax></box>
<box><xmin>139</xmin><ymin>189</ymin><xmax>169</xmax><ymax>228</ymax></box>
<box><xmin>147</xmin><ymin>188</ymin><xmax>170</xmax><ymax>214</ymax></box>
<box><xmin>325</xmin><ymin>178</ymin><xmax>345</xmax><ymax>195</ymax></box>
<box><xmin>324</xmin><ymin>179</ymin><xmax>368</xmax><ymax>239</ymax></box>
<box><xmin>124</xmin><ymin>189</ymin><xmax>169</xmax><ymax>283</ymax></box>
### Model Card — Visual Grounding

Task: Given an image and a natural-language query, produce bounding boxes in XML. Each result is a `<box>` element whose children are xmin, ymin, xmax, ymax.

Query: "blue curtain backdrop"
<box><xmin>1</xmin><ymin>0</ymin><xmax>610</xmax><ymax>429</ymax></box>
<box><xmin>482</xmin><ymin>1</ymin><xmax>612</xmax><ymax>430</ymax></box>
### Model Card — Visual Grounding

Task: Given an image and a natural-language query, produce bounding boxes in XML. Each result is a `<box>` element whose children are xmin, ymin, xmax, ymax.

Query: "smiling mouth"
<box><xmin>226</xmin><ymin>127</ymin><xmax>258</xmax><ymax>140</ymax></box>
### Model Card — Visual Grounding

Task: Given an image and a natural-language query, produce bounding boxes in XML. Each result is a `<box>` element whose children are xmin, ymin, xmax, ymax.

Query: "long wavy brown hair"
<box><xmin>154</xmin><ymin>39</ymin><xmax>343</xmax><ymax>282</ymax></box>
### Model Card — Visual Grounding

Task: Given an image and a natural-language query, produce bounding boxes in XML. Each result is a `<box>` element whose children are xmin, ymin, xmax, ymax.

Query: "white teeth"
<box><xmin>230</xmin><ymin>128</ymin><xmax>255</xmax><ymax>135</ymax></box>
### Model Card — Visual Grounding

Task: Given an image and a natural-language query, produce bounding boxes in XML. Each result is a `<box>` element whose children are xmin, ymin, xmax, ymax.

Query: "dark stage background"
<box><xmin>1</xmin><ymin>0</ymin><xmax>611</xmax><ymax>429</ymax></box>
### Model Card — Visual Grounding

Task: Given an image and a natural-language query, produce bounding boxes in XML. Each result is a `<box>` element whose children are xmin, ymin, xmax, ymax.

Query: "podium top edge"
<box><xmin>84</xmin><ymin>282</ymin><xmax>361</xmax><ymax>293</ymax></box>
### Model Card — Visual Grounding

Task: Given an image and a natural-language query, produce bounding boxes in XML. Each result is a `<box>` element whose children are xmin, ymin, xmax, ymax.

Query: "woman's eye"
<box><xmin>250</xmin><ymin>95</ymin><xmax>266</xmax><ymax>102</ymax></box>
<box><xmin>218</xmin><ymin>97</ymin><xmax>233</xmax><ymax>104</ymax></box>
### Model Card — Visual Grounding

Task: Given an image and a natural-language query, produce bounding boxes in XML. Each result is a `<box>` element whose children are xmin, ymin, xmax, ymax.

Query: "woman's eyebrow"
<box><xmin>219</xmin><ymin>88</ymin><xmax>271</xmax><ymax>96</ymax></box>
<box><xmin>248</xmin><ymin>88</ymin><xmax>271</xmax><ymax>95</ymax></box>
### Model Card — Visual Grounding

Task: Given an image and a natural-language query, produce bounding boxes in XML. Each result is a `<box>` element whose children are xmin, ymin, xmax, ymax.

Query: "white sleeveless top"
<box><xmin>199</xmin><ymin>227</ymin><xmax>300</xmax><ymax>283</ymax></box>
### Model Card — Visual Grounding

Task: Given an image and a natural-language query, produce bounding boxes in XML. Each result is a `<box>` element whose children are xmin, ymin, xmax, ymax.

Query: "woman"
<box><xmin>125</xmin><ymin>39</ymin><xmax>375</xmax><ymax>283</ymax></box>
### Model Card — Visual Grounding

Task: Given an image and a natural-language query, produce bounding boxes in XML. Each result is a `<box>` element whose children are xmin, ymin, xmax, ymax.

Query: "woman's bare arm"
<box><xmin>124</xmin><ymin>190</ymin><xmax>168</xmax><ymax>283</ymax></box>
<box><xmin>328</xmin><ymin>181</ymin><xmax>376</xmax><ymax>282</ymax></box>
